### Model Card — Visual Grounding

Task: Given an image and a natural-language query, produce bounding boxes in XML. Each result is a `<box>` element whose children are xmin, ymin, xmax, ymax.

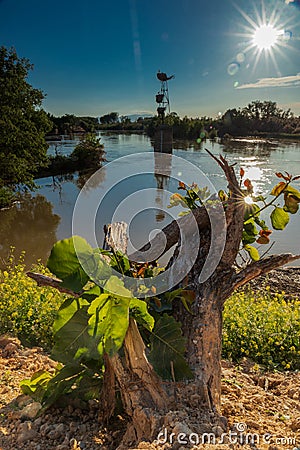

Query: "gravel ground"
<box><xmin>248</xmin><ymin>266</ymin><xmax>300</xmax><ymax>299</ymax></box>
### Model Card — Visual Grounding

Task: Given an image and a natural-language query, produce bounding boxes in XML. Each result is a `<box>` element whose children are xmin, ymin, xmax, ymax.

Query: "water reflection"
<box><xmin>154</xmin><ymin>152</ymin><xmax>172</xmax><ymax>222</ymax></box>
<box><xmin>221</xmin><ymin>138</ymin><xmax>278</xmax><ymax>157</ymax></box>
<box><xmin>76</xmin><ymin>167</ymin><xmax>106</xmax><ymax>190</ymax></box>
<box><xmin>0</xmin><ymin>194</ymin><xmax>60</xmax><ymax>268</ymax></box>
<box><xmin>1</xmin><ymin>133</ymin><xmax>300</xmax><ymax>268</ymax></box>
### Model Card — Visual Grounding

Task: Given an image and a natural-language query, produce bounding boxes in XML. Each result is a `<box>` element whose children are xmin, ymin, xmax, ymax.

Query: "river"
<box><xmin>0</xmin><ymin>132</ymin><xmax>299</xmax><ymax>268</ymax></box>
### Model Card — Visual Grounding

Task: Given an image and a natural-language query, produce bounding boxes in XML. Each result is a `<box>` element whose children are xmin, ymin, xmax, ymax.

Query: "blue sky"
<box><xmin>1</xmin><ymin>0</ymin><xmax>300</xmax><ymax>117</ymax></box>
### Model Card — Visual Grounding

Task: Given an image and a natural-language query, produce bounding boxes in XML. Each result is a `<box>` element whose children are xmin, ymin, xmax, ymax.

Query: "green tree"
<box><xmin>70</xmin><ymin>133</ymin><xmax>105</xmax><ymax>169</ymax></box>
<box><xmin>99</xmin><ymin>112</ymin><xmax>119</xmax><ymax>124</ymax></box>
<box><xmin>219</xmin><ymin>100</ymin><xmax>298</xmax><ymax>136</ymax></box>
<box><xmin>0</xmin><ymin>46</ymin><xmax>52</xmax><ymax>198</ymax></box>
<box><xmin>242</xmin><ymin>100</ymin><xmax>284</xmax><ymax>120</ymax></box>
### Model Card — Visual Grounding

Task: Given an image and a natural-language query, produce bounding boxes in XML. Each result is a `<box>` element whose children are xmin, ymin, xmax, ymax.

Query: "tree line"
<box><xmin>146</xmin><ymin>102</ymin><xmax>300</xmax><ymax>140</ymax></box>
<box><xmin>49</xmin><ymin>103</ymin><xmax>300</xmax><ymax>140</ymax></box>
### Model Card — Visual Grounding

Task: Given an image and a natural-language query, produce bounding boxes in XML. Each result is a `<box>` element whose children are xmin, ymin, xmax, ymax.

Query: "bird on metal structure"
<box><xmin>157</xmin><ymin>70</ymin><xmax>175</xmax><ymax>82</ymax></box>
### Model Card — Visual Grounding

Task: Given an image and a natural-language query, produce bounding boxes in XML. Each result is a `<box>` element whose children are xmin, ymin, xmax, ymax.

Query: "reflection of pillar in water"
<box><xmin>154</xmin><ymin>152</ymin><xmax>172</xmax><ymax>222</ymax></box>
<box><xmin>154</xmin><ymin>125</ymin><xmax>173</xmax><ymax>153</ymax></box>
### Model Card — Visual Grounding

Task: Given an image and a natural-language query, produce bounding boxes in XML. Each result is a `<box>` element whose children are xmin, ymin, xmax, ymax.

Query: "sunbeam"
<box><xmin>230</xmin><ymin>0</ymin><xmax>297</xmax><ymax>76</ymax></box>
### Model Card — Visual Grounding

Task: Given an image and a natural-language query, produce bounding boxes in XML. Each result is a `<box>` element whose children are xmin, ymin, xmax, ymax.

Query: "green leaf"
<box><xmin>244</xmin><ymin>203</ymin><xmax>260</xmax><ymax>221</ymax></box>
<box><xmin>20</xmin><ymin>370</ymin><xmax>53</xmax><ymax>402</ymax></box>
<box><xmin>129</xmin><ymin>298</ymin><xmax>154</xmax><ymax>331</ymax></box>
<box><xmin>21</xmin><ymin>363</ymin><xmax>101</xmax><ymax>410</ymax></box>
<box><xmin>41</xmin><ymin>364</ymin><xmax>86</xmax><ymax>409</ymax></box>
<box><xmin>81</xmin><ymin>285</ymin><xmax>102</xmax><ymax>302</ymax></box>
<box><xmin>47</xmin><ymin>236</ymin><xmax>93</xmax><ymax>291</ymax></box>
<box><xmin>164</xmin><ymin>288</ymin><xmax>195</xmax><ymax>313</ymax></box>
<box><xmin>148</xmin><ymin>314</ymin><xmax>193</xmax><ymax>381</ymax></box>
<box><xmin>168</xmin><ymin>193</ymin><xmax>189</xmax><ymax>209</ymax></box>
<box><xmin>243</xmin><ymin>219</ymin><xmax>258</xmax><ymax>236</ymax></box>
<box><xmin>104</xmin><ymin>275</ymin><xmax>132</xmax><ymax>298</ymax></box>
<box><xmin>91</xmin><ymin>249</ymin><xmax>113</xmax><ymax>281</ymax></box>
<box><xmin>242</xmin><ymin>230</ymin><xmax>257</xmax><ymax>245</ymax></box>
<box><xmin>284</xmin><ymin>185</ymin><xmax>300</xmax><ymax>201</ymax></box>
<box><xmin>218</xmin><ymin>190</ymin><xmax>228</xmax><ymax>202</ymax></box>
<box><xmin>178</xmin><ymin>210</ymin><xmax>190</xmax><ymax>217</ymax></box>
<box><xmin>254</xmin><ymin>216</ymin><xmax>268</xmax><ymax>230</ymax></box>
<box><xmin>52</xmin><ymin>297</ymin><xmax>100</xmax><ymax>363</ymax></box>
<box><xmin>109</xmin><ymin>250</ymin><xmax>131</xmax><ymax>274</ymax></box>
<box><xmin>270</xmin><ymin>207</ymin><xmax>290</xmax><ymax>230</ymax></box>
<box><xmin>244</xmin><ymin>244</ymin><xmax>260</xmax><ymax>261</ymax></box>
<box><xmin>53</xmin><ymin>297</ymin><xmax>89</xmax><ymax>334</ymax></box>
<box><xmin>88</xmin><ymin>289</ymin><xmax>131</xmax><ymax>357</ymax></box>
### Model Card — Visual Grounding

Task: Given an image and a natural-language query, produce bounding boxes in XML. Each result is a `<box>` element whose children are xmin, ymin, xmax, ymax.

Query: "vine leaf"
<box><xmin>148</xmin><ymin>314</ymin><xmax>193</xmax><ymax>381</ymax></box>
<box><xmin>270</xmin><ymin>207</ymin><xmax>290</xmax><ymax>230</ymax></box>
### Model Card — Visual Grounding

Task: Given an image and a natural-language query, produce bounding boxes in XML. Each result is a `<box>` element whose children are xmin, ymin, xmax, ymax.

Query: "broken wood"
<box><xmin>26</xmin><ymin>272</ymin><xmax>82</xmax><ymax>297</ymax></box>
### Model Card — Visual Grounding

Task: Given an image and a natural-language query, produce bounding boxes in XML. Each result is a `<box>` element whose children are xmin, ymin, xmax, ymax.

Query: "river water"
<box><xmin>1</xmin><ymin>132</ymin><xmax>299</xmax><ymax>268</ymax></box>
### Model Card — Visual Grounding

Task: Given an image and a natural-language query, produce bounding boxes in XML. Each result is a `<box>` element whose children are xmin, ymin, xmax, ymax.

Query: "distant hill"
<box><xmin>126</xmin><ymin>113</ymin><xmax>154</xmax><ymax>121</ymax></box>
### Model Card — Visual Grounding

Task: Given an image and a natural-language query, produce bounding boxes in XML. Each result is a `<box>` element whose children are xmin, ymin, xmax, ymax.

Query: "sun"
<box><xmin>252</xmin><ymin>24</ymin><xmax>280</xmax><ymax>50</ymax></box>
<box><xmin>230</xmin><ymin>1</ymin><xmax>295</xmax><ymax>75</ymax></box>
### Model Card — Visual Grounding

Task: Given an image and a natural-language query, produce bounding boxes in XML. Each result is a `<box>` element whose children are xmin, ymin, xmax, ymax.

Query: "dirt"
<box><xmin>0</xmin><ymin>268</ymin><xmax>300</xmax><ymax>450</ymax></box>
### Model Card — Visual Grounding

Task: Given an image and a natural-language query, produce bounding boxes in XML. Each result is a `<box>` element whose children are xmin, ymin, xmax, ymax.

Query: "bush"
<box><xmin>0</xmin><ymin>254</ymin><xmax>65</xmax><ymax>349</ymax></box>
<box><xmin>70</xmin><ymin>133</ymin><xmax>105</xmax><ymax>169</ymax></box>
<box><xmin>0</xmin><ymin>187</ymin><xmax>15</xmax><ymax>209</ymax></box>
<box><xmin>223</xmin><ymin>287</ymin><xmax>300</xmax><ymax>370</ymax></box>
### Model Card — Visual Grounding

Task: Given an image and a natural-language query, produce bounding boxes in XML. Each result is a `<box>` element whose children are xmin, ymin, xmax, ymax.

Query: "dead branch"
<box><xmin>26</xmin><ymin>272</ymin><xmax>81</xmax><ymax>297</ymax></box>
<box><xmin>204</xmin><ymin>151</ymin><xmax>245</xmax><ymax>268</ymax></box>
<box><xmin>205</xmin><ymin>149</ymin><xmax>242</xmax><ymax>197</ymax></box>
<box><xmin>231</xmin><ymin>253</ymin><xmax>300</xmax><ymax>292</ymax></box>
<box><xmin>129</xmin><ymin>205</ymin><xmax>209</xmax><ymax>262</ymax></box>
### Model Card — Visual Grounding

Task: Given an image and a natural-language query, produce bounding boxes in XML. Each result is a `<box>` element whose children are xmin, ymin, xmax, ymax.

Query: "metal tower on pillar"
<box><xmin>155</xmin><ymin>71</ymin><xmax>174</xmax><ymax>122</ymax></box>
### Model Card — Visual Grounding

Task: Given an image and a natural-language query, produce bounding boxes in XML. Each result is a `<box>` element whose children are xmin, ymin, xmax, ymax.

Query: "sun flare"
<box><xmin>231</xmin><ymin>1</ymin><xmax>295</xmax><ymax>76</ymax></box>
<box><xmin>252</xmin><ymin>24</ymin><xmax>280</xmax><ymax>50</ymax></box>
<box><xmin>244</xmin><ymin>195</ymin><xmax>254</xmax><ymax>205</ymax></box>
